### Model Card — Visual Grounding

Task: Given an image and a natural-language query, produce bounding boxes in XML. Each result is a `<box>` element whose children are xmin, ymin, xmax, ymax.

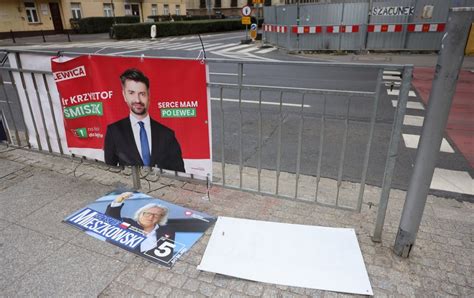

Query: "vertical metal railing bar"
<box><xmin>275</xmin><ymin>91</ymin><xmax>283</xmax><ymax>195</ymax></box>
<box><xmin>7</xmin><ymin>70</ymin><xmax>29</xmax><ymax>148</ymax></box>
<box><xmin>315</xmin><ymin>95</ymin><xmax>326</xmax><ymax>203</ymax></box>
<box><xmin>219</xmin><ymin>87</ymin><xmax>226</xmax><ymax>186</ymax></box>
<box><xmin>335</xmin><ymin>95</ymin><xmax>352</xmax><ymax>207</ymax></box>
<box><xmin>238</xmin><ymin>63</ymin><xmax>244</xmax><ymax>189</ymax></box>
<box><xmin>131</xmin><ymin>166</ymin><xmax>141</xmax><ymax>190</ymax></box>
<box><xmin>294</xmin><ymin>93</ymin><xmax>306</xmax><ymax>200</ymax></box>
<box><xmin>0</xmin><ymin>80</ymin><xmax>20</xmax><ymax>146</ymax></box>
<box><xmin>30</xmin><ymin>73</ymin><xmax>52</xmax><ymax>153</ymax></box>
<box><xmin>373</xmin><ymin>66</ymin><xmax>413</xmax><ymax>242</ymax></box>
<box><xmin>357</xmin><ymin>69</ymin><xmax>383</xmax><ymax>212</ymax></box>
<box><xmin>42</xmin><ymin>74</ymin><xmax>64</xmax><ymax>155</ymax></box>
<box><xmin>257</xmin><ymin>89</ymin><xmax>263</xmax><ymax>193</ymax></box>
<box><xmin>14</xmin><ymin>53</ymin><xmax>41</xmax><ymax>151</ymax></box>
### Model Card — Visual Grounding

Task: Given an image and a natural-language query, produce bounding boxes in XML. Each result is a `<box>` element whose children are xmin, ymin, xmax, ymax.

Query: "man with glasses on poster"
<box><xmin>104</xmin><ymin>68</ymin><xmax>185</xmax><ymax>172</ymax></box>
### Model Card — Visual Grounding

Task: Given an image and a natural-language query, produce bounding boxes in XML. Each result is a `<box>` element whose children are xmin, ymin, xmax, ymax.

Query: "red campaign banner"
<box><xmin>51</xmin><ymin>55</ymin><xmax>211</xmax><ymax>176</ymax></box>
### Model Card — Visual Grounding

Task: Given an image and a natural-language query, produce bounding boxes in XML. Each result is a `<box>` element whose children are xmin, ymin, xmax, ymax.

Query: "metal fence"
<box><xmin>0</xmin><ymin>50</ymin><xmax>412</xmax><ymax>239</ymax></box>
<box><xmin>263</xmin><ymin>0</ymin><xmax>466</xmax><ymax>51</ymax></box>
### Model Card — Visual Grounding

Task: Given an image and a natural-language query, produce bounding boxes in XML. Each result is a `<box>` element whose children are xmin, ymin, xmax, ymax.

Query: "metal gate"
<box><xmin>0</xmin><ymin>50</ymin><xmax>412</xmax><ymax>238</ymax></box>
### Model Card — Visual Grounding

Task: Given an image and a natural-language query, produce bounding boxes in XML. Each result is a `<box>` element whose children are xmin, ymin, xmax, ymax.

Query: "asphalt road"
<box><xmin>0</xmin><ymin>31</ymin><xmax>471</xmax><ymax>199</ymax></box>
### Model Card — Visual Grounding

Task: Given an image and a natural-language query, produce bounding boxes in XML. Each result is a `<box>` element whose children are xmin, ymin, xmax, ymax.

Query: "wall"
<box><xmin>263</xmin><ymin>0</ymin><xmax>470</xmax><ymax>51</ymax></box>
<box><xmin>0</xmin><ymin>0</ymin><xmax>59</xmax><ymax>32</ymax></box>
<box><xmin>0</xmin><ymin>0</ymin><xmax>188</xmax><ymax>35</ymax></box>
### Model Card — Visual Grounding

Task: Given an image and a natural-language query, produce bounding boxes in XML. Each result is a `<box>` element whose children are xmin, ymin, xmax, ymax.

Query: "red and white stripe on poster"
<box><xmin>51</xmin><ymin>55</ymin><xmax>212</xmax><ymax>178</ymax></box>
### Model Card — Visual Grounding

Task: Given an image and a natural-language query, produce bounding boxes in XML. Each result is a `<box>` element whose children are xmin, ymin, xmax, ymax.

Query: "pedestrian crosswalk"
<box><xmin>382</xmin><ymin>69</ymin><xmax>473</xmax><ymax>196</ymax></box>
<box><xmin>12</xmin><ymin>36</ymin><xmax>278</xmax><ymax>61</ymax></box>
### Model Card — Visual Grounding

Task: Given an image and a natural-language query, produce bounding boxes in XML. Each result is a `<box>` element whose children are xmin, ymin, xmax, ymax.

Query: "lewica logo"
<box><xmin>53</xmin><ymin>66</ymin><xmax>86</xmax><ymax>82</ymax></box>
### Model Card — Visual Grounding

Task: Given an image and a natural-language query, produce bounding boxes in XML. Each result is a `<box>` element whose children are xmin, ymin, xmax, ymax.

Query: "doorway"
<box><xmin>49</xmin><ymin>3</ymin><xmax>64</xmax><ymax>32</ymax></box>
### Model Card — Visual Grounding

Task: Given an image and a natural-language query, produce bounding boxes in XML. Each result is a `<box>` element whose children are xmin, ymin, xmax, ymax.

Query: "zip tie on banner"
<box><xmin>202</xmin><ymin>174</ymin><xmax>211</xmax><ymax>201</ymax></box>
<box><xmin>196</xmin><ymin>33</ymin><xmax>206</xmax><ymax>64</ymax></box>
<box><xmin>196</xmin><ymin>50</ymin><xmax>205</xmax><ymax>64</ymax></box>
<box><xmin>140</xmin><ymin>54</ymin><xmax>145</xmax><ymax>62</ymax></box>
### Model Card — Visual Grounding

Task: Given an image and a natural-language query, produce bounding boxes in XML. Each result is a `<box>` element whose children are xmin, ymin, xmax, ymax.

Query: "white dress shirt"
<box><xmin>129</xmin><ymin>114</ymin><xmax>152</xmax><ymax>161</ymax></box>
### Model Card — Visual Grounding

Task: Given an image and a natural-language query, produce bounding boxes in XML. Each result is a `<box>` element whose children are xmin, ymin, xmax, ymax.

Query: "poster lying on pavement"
<box><xmin>64</xmin><ymin>190</ymin><xmax>216</xmax><ymax>267</ymax></box>
<box><xmin>198</xmin><ymin>217</ymin><xmax>373</xmax><ymax>295</ymax></box>
<box><xmin>51</xmin><ymin>55</ymin><xmax>211</xmax><ymax>178</ymax></box>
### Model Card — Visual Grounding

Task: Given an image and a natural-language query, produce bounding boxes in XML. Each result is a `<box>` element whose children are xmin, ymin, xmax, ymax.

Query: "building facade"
<box><xmin>0</xmin><ymin>0</ymin><xmax>187</xmax><ymax>36</ymax></box>
<box><xmin>186</xmin><ymin>0</ymin><xmax>281</xmax><ymax>17</ymax></box>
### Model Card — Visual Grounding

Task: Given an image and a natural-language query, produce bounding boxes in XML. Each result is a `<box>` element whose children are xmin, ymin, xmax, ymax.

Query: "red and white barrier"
<box><xmin>291</xmin><ymin>25</ymin><xmax>359</xmax><ymax>34</ymax></box>
<box><xmin>291</xmin><ymin>26</ymin><xmax>323</xmax><ymax>34</ymax></box>
<box><xmin>367</xmin><ymin>24</ymin><xmax>403</xmax><ymax>32</ymax></box>
<box><xmin>284</xmin><ymin>23</ymin><xmax>446</xmax><ymax>34</ymax></box>
<box><xmin>326</xmin><ymin>25</ymin><xmax>359</xmax><ymax>33</ymax></box>
<box><xmin>263</xmin><ymin>24</ymin><xmax>288</xmax><ymax>33</ymax></box>
<box><xmin>407</xmin><ymin>23</ymin><xmax>445</xmax><ymax>32</ymax></box>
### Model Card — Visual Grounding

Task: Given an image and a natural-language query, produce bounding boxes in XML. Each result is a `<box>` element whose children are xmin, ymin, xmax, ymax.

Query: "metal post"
<box><xmin>0</xmin><ymin>75</ymin><xmax>20</xmax><ymax>146</ymax></box>
<box><xmin>111</xmin><ymin>0</ymin><xmax>116</xmax><ymax>24</ymax></box>
<box><xmin>393</xmin><ymin>7</ymin><xmax>473</xmax><ymax>258</ymax></box>
<box><xmin>30</xmin><ymin>73</ymin><xmax>52</xmax><ymax>153</ymax></box>
<box><xmin>257</xmin><ymin>90</ymin><xmax>262</xmax><ymax>192</ymax></box>
<box><xmin>338</xmin><ymin>1</ymin><xmax>345</xmax><ymax>51</ymax></box>
<box><xmin>66</xmin><ymin>30</ymin><xmax>71</xmax><ymax>42</ymax></box>
<box><xmin>364</xmin><ymin>0</ymin><xmax>373</xmax><ymax>50</ymax></box>
<box><xmin>275</xmin><ymin>6</ymin><xmax>279</xmax><ymax>47</ymax></box>
<box><xmin>314</xmin><ymin>95</ymin><xmax>326</xmax><ymax>202</ymax></box>
<box><xmin>294</xmin><ymin>93</ymin><xmax>305</xmax><ymax>199</ymax></box>
<box><xmin>42</xmin><ymin>74</ymin><xmax>64</xmax><ymax>155</ymax></box>
<box><xmin>296</xmin><ymin>0</ymin><xmax>300</xmax><ymax>51</ymax></box>
<box><xmin>41</xmin><ymin>30</ymin><xmax>46</xmax><ymax>42</ymax></box>
<box><xmin>372</xmin><ymin>66</ymin><xmax>413</xmax><ymax>242</ymax></box>
<box><xmin>131</xmin><ymin>166</ymin><xmax>141</xmax><ymax>189</ymax></box>
<box><xmin>219</xmin><ymin>87</ymin><xmax>225</xmax><ymax>186</ymax></box>
<box><xmin>275</xmin><ymin>91</ymin><xmax>283</xmax><ymax>195</ymax></box>
<box><xmin>237</xmin><ymin>63</ymin><xmax>244</xmax><ymax>189</ymax></box>
<box><xmin>358</xmin><ymin>69</ymin><xmax>383</xmax><ymax>211</ymax></box>
<box><xmin>10</xmin><ymin>30</ymin><xmax>16</xmax><ymax>43</ymax></box>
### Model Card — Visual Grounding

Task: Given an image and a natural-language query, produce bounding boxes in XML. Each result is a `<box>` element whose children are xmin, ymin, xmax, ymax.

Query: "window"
<box><xmin>124</xmin><ymin>4</ymin><xmax>131</xmax><ymax>15</ymax></box>
<box><xmin>163</xmin><ymin>4</ymin><xmax>169</xmax><ymax>15</ymax></box>
<box><xmin>200</xmin><ymin>0</ymin><xmax>206</xmax><ymax>9</ymax></box>
<box><xmin>125</xmin><ymin>3</ymin><xmax>140</xmax><ymax>16</ymax></box>
<box><xmin>103</xmin><ymin>3</ymin><xmax>113</xmax><ymax>17</ymax></box>
<box><xmin>214</xmin><ymin>0</ymin><xmax>221</xmax><ymax>8</ymax></box>
<box><xmin>231</xmin><ymin>0</ymin><xmax>237</xmax><ymax>7</ymax></box>
<box><xmin>175</xmin><ymin>5</ymin><xmax>180</xmax><ymax>15</ymax></box>
<box><xmin>71</xmin><ymin>2</ymin><xmax>82</xmax><ymax>19</ymax></box>
<box><xmin>151</xmin><ymin>4</ymin><xmax>158</xmax><ymax>16</ymax></box>
<box><xmin>25</xmin><ymin>2</ymin><xmax>39</xmax><ymax>23</ymax></box>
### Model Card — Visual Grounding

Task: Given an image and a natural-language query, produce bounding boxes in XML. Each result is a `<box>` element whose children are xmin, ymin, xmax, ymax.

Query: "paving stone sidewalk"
<box><xmin>0</xmin><ymin>145</ymin><xmax>472</xmax><ymax>297</ymax></box>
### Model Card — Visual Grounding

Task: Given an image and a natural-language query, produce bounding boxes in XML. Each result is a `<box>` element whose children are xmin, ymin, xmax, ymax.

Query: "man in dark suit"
<box><xmin>104</xmin><ymin>68</ymin><xmax>185</xmax><ymax>172</ymax></box>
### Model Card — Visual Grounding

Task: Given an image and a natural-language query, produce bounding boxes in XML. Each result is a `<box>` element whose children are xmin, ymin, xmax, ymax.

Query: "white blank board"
<box><xmin>198</xmin><ymin>217</ymin><xmax>373</xmax><ymax>296</ymax></box>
